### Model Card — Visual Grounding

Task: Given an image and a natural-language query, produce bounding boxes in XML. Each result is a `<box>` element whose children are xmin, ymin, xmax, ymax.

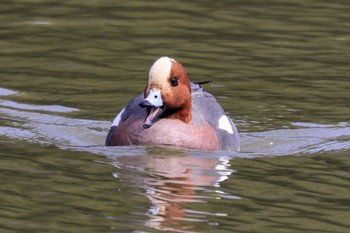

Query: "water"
<box><xmin>1</xmin><ymin>1</ymin><xmax>350</xmax><ymax>232</ymax></box>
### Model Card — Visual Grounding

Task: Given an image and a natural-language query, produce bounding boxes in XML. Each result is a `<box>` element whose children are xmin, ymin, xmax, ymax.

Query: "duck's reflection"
<box><xmin>110</xmin><ymin>148</ymin><xmax>237</xmax><ymax>232</ymax></box>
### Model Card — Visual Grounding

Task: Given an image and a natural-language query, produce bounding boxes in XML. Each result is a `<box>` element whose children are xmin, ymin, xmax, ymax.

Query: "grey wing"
<box><xmin>111</xmin><ymin>93</ymin><xmax>145</xmax><ymax>127</ymax></box>
<box><xmin>191</xmin><ymin>83</ymin><xmax>240</xmax><ymax>151</ymax></box>
<box><xmin>105</xmin><ymin>93</ymin><xmax>145</xmax><ymax>146</ymax></box>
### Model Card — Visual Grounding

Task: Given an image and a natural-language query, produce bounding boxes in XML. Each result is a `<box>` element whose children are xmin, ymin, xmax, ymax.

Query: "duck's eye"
<box><xmin>170</xmin><ymin>76</ymin><xmax>178</xmax><ymax>87</ymax></box>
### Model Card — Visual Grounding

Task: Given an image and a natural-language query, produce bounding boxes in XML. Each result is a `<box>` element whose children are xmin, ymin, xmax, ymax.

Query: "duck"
<box><xmin>105</xmin><ymin>57</ymin><xmax>240</xmax><ymax>151</ymax></box>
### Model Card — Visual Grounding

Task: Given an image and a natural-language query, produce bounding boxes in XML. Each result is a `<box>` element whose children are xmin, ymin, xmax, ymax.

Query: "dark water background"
<box><xmin>1</xmin><ymin>1</ymin><xmax>350</xmax><ymax>232</ymax></box>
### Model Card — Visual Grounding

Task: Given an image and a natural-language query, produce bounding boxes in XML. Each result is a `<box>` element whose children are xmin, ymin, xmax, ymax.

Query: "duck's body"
<box><xmin>106</xmin><ymin>57</ymin><xmax>240</xmax><ymax>151</ymax></box>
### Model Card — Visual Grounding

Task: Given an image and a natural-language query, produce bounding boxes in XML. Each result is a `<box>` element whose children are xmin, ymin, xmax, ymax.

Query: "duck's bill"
<box><xmin>139</xmin><ymin>89</ymin><xmax>164</xmax><ymax>129</ymax></box>
<box><xmin>143</xmin><ymin>106</ymin><xmax>165</xmax><ymax>129</ymax></box>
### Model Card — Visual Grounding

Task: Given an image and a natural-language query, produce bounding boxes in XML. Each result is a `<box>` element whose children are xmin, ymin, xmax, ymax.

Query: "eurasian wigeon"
<box><xmin>105</xmin><ymin>57</ymin><xmax>240</xmax><ymax>151</ymax></box>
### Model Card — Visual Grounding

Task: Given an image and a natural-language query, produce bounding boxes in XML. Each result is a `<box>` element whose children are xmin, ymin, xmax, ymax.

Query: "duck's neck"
<box><xmin>165</xmin><ymin>101</ymin><xmax>192</xmax><ymax>123</ymax></box>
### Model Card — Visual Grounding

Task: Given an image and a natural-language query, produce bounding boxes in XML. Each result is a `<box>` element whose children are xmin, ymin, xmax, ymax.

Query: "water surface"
<box><xmin>1</xmin><ymin>1</ymin><xmax>350</xmax><ymax>233</ymax></box>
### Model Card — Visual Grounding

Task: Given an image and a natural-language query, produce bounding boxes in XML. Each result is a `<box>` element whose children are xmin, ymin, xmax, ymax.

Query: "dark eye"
<box><xmin>170</xmin><ymin>76</ymin><xmax>178</xmax><ymax>87</ymax></box>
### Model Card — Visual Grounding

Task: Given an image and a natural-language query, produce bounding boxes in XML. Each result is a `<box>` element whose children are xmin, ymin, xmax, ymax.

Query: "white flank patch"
<box><xmin>149</xmin><ymin>57</ymin><xmax>174</xmax><ymax>85</ymax></box>
<box><xmin>112</xmin><ymin>108</ymin><xmax>125</xmax><ymax>126</ymax></box>
<box><xmin>218</xmin><ymin>115</ymin><xmax>234</xmax><ymax>134</ymax></box>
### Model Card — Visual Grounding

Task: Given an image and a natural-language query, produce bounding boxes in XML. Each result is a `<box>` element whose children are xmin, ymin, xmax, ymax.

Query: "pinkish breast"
<box><xmin>113</xmin><ymin>117</ymin><xmax>220</xmax><ymax>151</ymax></box>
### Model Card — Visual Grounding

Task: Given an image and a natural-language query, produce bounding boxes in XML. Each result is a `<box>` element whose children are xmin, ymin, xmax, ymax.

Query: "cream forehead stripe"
<box><xmin>148</xmin><ymin>57</ymin><xmax>175</xmax><ymax>86</ymax></box>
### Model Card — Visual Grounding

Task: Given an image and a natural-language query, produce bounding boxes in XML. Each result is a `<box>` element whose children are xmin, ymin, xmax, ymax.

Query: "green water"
<box><xmin>1</xmin><ymin>1</ymin><xmax>350</xmax><ymax>232</ymax></box>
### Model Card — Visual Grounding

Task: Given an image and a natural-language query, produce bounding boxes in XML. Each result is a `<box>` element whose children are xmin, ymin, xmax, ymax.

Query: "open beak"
<box><xmin>139</xmin><ymin>89</ymin><xmax>165</xmax><ymax>129</ymax></box>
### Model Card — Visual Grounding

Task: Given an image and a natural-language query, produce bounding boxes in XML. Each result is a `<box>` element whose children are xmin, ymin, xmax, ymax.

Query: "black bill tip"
<box><xmin>139</xmin><ymin>100</ymin><xmax>154</xmax><ymax>108</ymax></box>
<box><xmin>143</xmin><ymin>123</ymin><xmax>152</xmax><ymax>129</ymax></box>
